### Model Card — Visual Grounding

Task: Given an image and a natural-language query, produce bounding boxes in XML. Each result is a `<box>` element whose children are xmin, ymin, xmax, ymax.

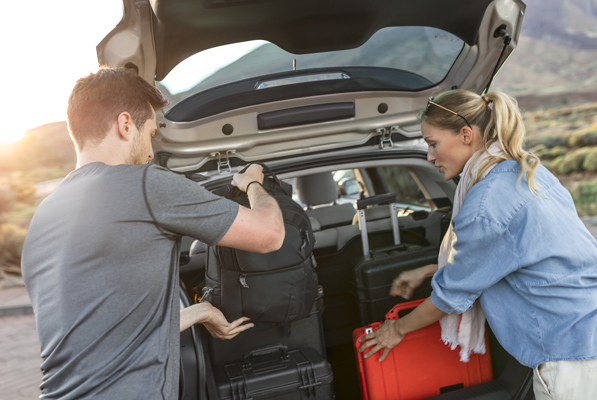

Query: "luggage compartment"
<box><xmin>214</xmin><ymin>346</ymin><xmax>335</xmax><ymax>400</ymax></box>
<box><xmin>182</xmin><ymin>190</ymin><xmax>534</xmax><ymax>400</ymax></box>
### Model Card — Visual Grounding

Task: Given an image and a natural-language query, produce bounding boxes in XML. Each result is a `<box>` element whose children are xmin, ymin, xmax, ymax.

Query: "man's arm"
<box><xmin>180</xmin><ymin>301</ymin><xmax>254</xmax><ymax>338</ymax></box>
<box><xmin>216</xmin><ymin>164</ymin><xmax>285</xmax><ymax>253</ymax></box>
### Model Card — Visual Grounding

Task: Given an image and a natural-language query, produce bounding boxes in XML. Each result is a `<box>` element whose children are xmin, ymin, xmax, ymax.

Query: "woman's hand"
<box><xmin>203</xmin><ymin>304</ymin><xmax>254</xmax><ymax>340</ymax></box>
<box><xmin>180</xmin><ymin>302</ymin><xmax>254</xmax><ymax>339</ymax></box>
<box><xmin>390</xmin><ymin>264</ymin><xmax>438</xmax><ymax>299</ymax></box>
<box><xmin>358</xmin><ymin>320</ymin><xmax>405</xmax><ymax>362</ymax></box>
<box><xmin>359</xmin><ymin>297</ymin><xmax>447</xmax><ymax>362</ymax></box>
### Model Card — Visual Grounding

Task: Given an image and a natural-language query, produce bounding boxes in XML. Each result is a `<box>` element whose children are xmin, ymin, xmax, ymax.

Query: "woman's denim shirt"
<box><xmin>431</xmin><ymin>161</ymin><xmax>597</xmax><ymax>368</ymax></box>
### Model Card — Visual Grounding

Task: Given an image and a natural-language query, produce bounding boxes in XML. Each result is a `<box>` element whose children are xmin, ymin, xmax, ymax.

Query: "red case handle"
<box><xmin>385</xmin><ymin>298</ymin><xmax>425</xmax><ymax>320</ymax></box>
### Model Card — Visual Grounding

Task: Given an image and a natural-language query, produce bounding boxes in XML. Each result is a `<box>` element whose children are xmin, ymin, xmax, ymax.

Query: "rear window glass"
<box><xmin>159</xmin><ymin>26</ymin><xmax>464</xmax><ymax>108</ymax></box>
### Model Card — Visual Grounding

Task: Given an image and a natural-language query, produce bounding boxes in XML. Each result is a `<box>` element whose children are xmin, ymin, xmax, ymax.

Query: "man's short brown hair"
<box><xmin>67</xmin><ymin>67</ymin><xmax>168</xmax><ymax>151</ymax></box>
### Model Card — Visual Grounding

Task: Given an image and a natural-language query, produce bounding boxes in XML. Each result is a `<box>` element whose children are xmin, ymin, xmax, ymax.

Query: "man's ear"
<box><xmin>116</xmin><ymin>112</ymin><xmax>134</xmax><ymax>142</ymax></box>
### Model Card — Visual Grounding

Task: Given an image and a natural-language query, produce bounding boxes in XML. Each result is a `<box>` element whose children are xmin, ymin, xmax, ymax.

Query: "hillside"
<box><xmin>521</xmin><ymin>0</ymin><xmax>597</xmax><ymax>50</ymax></box>
<box><xmin>0</xmin><ymin>122</ymin><xmax>76</xmax><ymax>181</ymax></box>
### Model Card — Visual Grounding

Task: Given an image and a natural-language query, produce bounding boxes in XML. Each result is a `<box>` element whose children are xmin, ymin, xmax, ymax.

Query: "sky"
<box><xmin>0</xmin><ymin>0</ymin><xmax>124</xmax><ymax>143</ymax></box>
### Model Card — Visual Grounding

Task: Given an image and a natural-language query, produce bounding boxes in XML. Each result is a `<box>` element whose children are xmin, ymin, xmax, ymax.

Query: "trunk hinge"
<box><xmin>376</xmin><ymin>126</ymin><xmax>399</xmax><ymax>149</ymax></box>
<box><xmin>209</xmin><ymin>150</ymin><xmax>236</xmax><ymax>174</ymax></box>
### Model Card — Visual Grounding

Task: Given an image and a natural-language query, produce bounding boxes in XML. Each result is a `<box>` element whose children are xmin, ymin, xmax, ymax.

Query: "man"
<box><xmin>21</xmin><ymin>67</ymin><xmax>285</xmax><ymax>399</ymax></box>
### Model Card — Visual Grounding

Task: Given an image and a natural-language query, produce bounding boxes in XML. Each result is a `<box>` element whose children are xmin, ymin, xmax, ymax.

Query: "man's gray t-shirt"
<box><xmin>21</xmin><ymin>163</ymin><xmax>238</xmax><ymax>399</ymax></box>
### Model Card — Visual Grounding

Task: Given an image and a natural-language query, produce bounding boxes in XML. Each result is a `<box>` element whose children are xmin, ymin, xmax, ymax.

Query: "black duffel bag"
<box><xmin>202</xmin><ymin>162</ymin><xmax>318</xmax><ymax>324</ymax></box>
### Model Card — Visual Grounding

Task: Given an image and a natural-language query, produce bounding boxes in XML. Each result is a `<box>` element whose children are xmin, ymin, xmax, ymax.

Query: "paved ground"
<box><xmin>2</xmin><ymin>224</ymin><xmax>597</xmax><ymax>399</ymax></box>
<box><xmin>0</xmin><ymin>287</ymin><xmax>41</xmax><ymax>400</ymax></box>
<box><xmin>0</xmin><ymin>313</ymin><xmax>42</xmax><ymax>400</ymax></box>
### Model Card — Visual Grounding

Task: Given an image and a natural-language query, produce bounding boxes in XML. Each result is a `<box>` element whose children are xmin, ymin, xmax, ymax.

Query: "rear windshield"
<box><xmin>159</xmin><ymin>26</ymin><xmax>464</xmax><ymax>108</ymax></box>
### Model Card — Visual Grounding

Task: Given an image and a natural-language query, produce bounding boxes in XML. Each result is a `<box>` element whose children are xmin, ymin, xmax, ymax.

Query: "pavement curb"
<box><xmin>0</xmin><ymin>304</ymin><xmax>34</xmax><ymax>318</ymax></box>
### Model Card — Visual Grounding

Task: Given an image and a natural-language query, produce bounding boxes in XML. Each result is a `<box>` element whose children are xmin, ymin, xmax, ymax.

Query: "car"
<box><xmin>97</xmin><ymin>1</ymin><xmax>534</xmax><ymax>399</ymax></box>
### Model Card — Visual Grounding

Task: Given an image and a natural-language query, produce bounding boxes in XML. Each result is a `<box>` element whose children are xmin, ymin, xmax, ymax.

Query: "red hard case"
<box><xmin>352</xmin><ymin>299</ymin><xmax>493</xmax><ymax>400</ymax></box>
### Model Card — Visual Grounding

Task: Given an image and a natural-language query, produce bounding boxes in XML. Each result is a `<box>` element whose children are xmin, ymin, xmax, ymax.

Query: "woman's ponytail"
<box><xmin>483</xmin><ymin>92</ymin><xmax>540</xmax><ymax>194</ymax></box>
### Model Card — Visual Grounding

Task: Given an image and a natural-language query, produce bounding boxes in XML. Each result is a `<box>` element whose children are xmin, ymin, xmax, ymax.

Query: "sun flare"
<box><xmin>0</xmin><ymin>130</ymin><xmax>26</xmax><ymax>144</ymax></box>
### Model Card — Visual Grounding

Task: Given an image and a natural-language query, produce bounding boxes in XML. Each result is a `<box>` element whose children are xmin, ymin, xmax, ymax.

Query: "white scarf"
<box><xmin>438</xmin><ymin>140</ymin><xmax>507</xmax><ymax>362</ymax></box>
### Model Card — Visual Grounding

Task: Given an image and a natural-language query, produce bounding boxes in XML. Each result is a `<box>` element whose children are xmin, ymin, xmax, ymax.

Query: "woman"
<box><xmin>358</xmin><ymin>89</ymin><xmax>597</xmax><ymax>399</ymax></box>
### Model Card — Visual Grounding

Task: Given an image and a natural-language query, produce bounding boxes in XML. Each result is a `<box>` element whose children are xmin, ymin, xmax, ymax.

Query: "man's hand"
<box><xmin>217</xmin><ymin>163</ymin><xmax>284</xmax><ymax>253</ymax></box>
<box><xmin>390</xmin><ymin>264</ymin><xmax>438</xmax><ymax>299</ymax></box>
<box><xmin>358</xmin><ymin>320</ymin><xmax>405</xmax><ymax>362</ymax></box>
<box><xmin>180</xmin><ymin>302</ymin><xmax>254</xmax><ymax>339</ymax></box>
<box><xmin>232</xmin><ymin>164</ymin><xmax>264</xmax><ymax>192</ymax></box>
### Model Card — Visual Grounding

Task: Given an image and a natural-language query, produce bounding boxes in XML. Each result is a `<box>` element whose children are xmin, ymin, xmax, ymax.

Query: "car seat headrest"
<box><xmin>296</xmin><ymin>172</ymin><xmax>338</xmax><ymax>206</ymax></box>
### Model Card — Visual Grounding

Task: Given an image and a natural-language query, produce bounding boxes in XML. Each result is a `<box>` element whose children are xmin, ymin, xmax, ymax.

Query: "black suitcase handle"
<box><xmin>370</xmin><ymin>243</ymin><xmax>409</xmax><ymax>256</ymax></box>
<box><xmin>357</xmin><ymin>193</ymin><xmax>397</xmax><ymax>210</ymax></box>
<box><xmin>357</xmin><ymin>193</ymin><xmax>401</xmax><ymax>256</ymax></box>
<box><xmin>243</xmin><ymin>344</ymin><xmax>289</xmax><ymax>366</ymax></box>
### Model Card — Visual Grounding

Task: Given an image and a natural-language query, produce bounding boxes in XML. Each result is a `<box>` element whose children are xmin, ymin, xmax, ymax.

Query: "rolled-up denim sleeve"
<box><xmin>431</xmin><ymin>216</ymin><xmax>519</xmax><ymax>314</ymax></box>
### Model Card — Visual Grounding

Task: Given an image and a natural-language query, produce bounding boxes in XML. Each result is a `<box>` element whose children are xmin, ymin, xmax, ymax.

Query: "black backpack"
<box><xmin>202</xmin><ymin>163</ymin><xmax>318</xmax><ymax>324</ymax></box>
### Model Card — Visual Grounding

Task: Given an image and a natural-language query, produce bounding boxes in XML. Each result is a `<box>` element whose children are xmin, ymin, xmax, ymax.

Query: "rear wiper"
<box><xmin>256</xmin><ymin>72</ymin><xmax>351</xmax><ymax>90</ymax></box>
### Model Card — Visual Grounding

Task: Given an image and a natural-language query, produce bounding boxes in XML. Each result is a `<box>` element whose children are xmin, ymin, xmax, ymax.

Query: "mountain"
<box><xmin>489</xmin><ymin>0</ymin><xmax>597</xmax><ymax>106</ymax></box>
<box><xmin>521</xmin><ymin>0</ymin><xmax>597</xmax><ymax>50</ymax></box>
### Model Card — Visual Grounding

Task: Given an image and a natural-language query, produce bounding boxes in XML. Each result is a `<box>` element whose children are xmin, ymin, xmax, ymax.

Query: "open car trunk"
<box><xmin>177</xmin><ymin>155</ymin><xmax>535</xmax><ymax>400</ymax></box>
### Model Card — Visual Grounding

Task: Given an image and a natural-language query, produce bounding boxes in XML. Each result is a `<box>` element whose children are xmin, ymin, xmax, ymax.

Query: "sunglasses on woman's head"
<box><xmin>425</xmin><ymin>97</ymin><xmax>472</xmax><ymax>130</ymax></box>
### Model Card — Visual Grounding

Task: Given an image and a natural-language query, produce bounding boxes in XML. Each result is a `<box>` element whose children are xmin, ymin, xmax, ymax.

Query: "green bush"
<box><xmin>582</xmin><ymin>147</ymin><xmax>597</xmax><ymax>172</ymax></box>
<box><xmin>568</xmin><ymin>123</ymin><xmax>597</xmax><ymax>147</ymax></box>
<box><xmin>541</xmin><ymin>159</ymin><xmax>553</xmax><ymax>172</ymax></box>
<box><xmin>529</xmin><ymin>145</ymin><xmax>548</xmax><ymax>158</ymax></box>
<box><xmin>526</xmin><ymin>135</ymin><xmax>568</xmax><ymax>149</ymax></box>
<box><xmin>556</xmin><ymin>148</ymin><xmax>592</xmax><ymax>175</ymax></box>
<box><xmin>547</xmin><ymin>146</ymin><xmax>569</xmax><ymax>159</ymax></box>
<box><xmin>569</xmin><ymin>181</ymin><xmax>597</xmax><ymax>217</ymax></box>
<box><xmin>550</xmin><ymin>156</ymin><xmax>565</xmax><ymax>173</ymax></box>
<box><xmin>0</xmin><ymin>223</ymin><xmax>27</xmax><ymax>270</ymax></box>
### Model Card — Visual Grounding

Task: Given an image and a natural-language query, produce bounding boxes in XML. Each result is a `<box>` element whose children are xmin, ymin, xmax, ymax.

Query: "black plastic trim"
<box><xmin>257</xmin><ymin>102</ymin><xmax>355</xmax><ymax>130</ymax></box>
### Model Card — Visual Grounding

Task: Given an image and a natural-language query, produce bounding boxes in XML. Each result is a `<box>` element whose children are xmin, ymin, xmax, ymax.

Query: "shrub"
<box><xmin>0</xmin><ymin>223</ymin><xmax>27</xmax><ymax>271</ymax></box>
<box><xmin>541</xmin><ymin>160</ymin><xmax>553</xmax><ymax>172</ymax></box>
<box><xmin>526</xmin><ymin>135</ymin><xmax>568</xmax><ymax>149</ymax></box>
<box><xmin>569</xmin><ymin>181</ymin><xmax>597</xmax><ymax>217</ymax></box>
<box><xmin>582</xmin><ymin>147</ymin><xmax>597</xmax><ymax>172</ymax></box>
<box><xmin>550</xmin><ymin>156</ymin><xmax>565</xmax><ymax>173</ymax></box>
<box><xmin>547</xmin><ymin>146</ymin><xmax>569</xmax><ymax>159</ymax></box>
<box><xmin>556</xmin><ymin>148</ymin><xmax>592</xmax><ymax>175</ymax></box>
<box><xmin>529</xmin><ymin>145</ymin><xmax>549</xmax><ymax>158</ymax></box>
<box><xmin>568</xmin><ymin>123</ymin><xmax>597</xmax><ymax>147</ymax></box>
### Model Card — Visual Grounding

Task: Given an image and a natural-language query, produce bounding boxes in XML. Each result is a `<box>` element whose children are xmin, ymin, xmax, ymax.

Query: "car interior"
<box><xmin>177</xmin><ymin>161</ymin><xmax>535</xmax><ymax>400</ymax></box>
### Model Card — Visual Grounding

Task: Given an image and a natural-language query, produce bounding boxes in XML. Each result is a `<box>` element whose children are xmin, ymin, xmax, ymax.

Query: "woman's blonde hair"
<box><xmin>420</xmin><ymin>89</ymin><xmax>540</xmax><ymax>194</ymax></box>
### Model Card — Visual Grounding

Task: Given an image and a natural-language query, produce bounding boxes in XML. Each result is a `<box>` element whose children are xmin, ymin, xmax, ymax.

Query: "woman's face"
<box><xmin>421</xmin><ymin>123</ymin><xmax>475</xmax><ymax>181</ymax></box>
